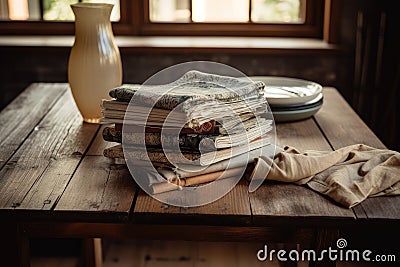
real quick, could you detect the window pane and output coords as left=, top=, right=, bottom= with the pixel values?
left=150, top=0, right=190, bottom=22
left=43, top=0, right=78, bottom=21
left=9, top=0, right=29, bottom=20
left=41, top=0, right=120, bottom=21
left=251, top=0, right=303, bottom=23
left=82, top=0, right=120, bottom=21
left=192, top=0, right=249, bottom=22
left=0, top=0, right=41, bottom=21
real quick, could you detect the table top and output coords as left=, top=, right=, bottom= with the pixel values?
left=0, top=83, right=398, bottom=226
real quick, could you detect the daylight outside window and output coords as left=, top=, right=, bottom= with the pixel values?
left=0, top=0, right=322, bottom=37
left=1, top=0, right=303, bottom=24
left=149, top=0, right=304, bottom=24
left=0, top=0, right=120, bottom=21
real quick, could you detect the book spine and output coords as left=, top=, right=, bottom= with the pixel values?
left=109, top=86, right=190, bottom=110
left=102, top=127, right=122, bottom=143
left=103, top=145, right=201, bottom=163
left=102, top=127, right=217, bottom=151
left=114, top=122, right=220, bottom=134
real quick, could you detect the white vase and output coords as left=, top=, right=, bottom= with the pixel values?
left=68, top=3, right=122, bottom=123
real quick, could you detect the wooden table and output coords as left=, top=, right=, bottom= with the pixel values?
left=0, top=83, right=399, bottom=267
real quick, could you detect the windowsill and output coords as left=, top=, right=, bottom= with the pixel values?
left=0, top=35, right=339, bottom=54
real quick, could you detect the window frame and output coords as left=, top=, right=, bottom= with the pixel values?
left=0, top=0, right=137, bottom=35
left=139, top=0, right=324, bottom=38
left=0, top=0, right=335, bottom=41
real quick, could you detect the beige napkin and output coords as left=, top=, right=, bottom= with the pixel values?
left=250, top=144, right=400, bottom=208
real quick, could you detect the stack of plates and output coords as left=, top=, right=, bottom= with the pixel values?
left=249, top=76, right=323, bottom=122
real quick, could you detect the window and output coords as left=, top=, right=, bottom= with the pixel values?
left=0, top=0, right=331, bottom=39
left=0, top=0, right=132, bottom=34
left=149, top=0, right=304, bottom=24
left=140, top=0, right=324, bottom=37
left=0, top=0, right=120, bottom=21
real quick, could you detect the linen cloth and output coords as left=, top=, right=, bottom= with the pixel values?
left=250, top=144, right=400, bottom=208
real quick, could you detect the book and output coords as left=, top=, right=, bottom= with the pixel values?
left=100, top=71, right=267, bottom=132
left=108, top=70, right=265, bottom=109
left=103, top=136, right=271, bottom=166
left=100, top=98, right=267, bottom=132
left=102, top=119, right=272, bottom=150
left=103, top=144, right=200, bottom=165
left=101, top=70, right=274, bottom=181
left=114, top=123, right=218, bottom=134
left=157, top=144, right=275, bottom=180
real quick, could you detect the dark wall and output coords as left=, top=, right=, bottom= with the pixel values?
left=1, top=0, right=399, bottom=150
left=0, top=47, right=345, bottom=108
left=338, top=0, right=400, bottom=151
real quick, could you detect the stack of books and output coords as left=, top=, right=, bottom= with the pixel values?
left=100, top=71, right=273, bottom=194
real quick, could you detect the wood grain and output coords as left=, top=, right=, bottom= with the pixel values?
left=0, top=90, right=99, bottom=210
left=314, top=88, right=400, bottom=221
left=133, top=179, right=251, bottom=225
left=22, top=222, right=314, bottom=244
left=250, top=181, right=355, bottom=225
left=352, top=196, right=400, bottom=221
left=0, top=83, right=397, bottom=261
left=251, top=117, right=355, bottom=225
left=0, top=83, right=67, bottom=170
left=55, top=156, right=136, bottom=222
left=275, top=118, right=332, bottom=151
left=87, top=124, right=119, bottom=156
left=314, top=88, right=385, bottom=149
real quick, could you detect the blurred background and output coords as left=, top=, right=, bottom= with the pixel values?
left=1, top=1, right=399, bottom=266
left=1, top=0, right=398, bottom=153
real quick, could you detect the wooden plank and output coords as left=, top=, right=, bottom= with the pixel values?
left=87, top=124, right=119, bottom=156
left=82, top=238, right=103, bottom=267
left=314, top=88, right=386, bottom=149
left=250, top=118, right=355, bottom=225
left=23, top=222, right=314, bottom=244
left=133, top=190, right=181, bottom=222
left=133, top=179, right=252, bottom=225
left=250, top=182, right=355, bottom=225
left=0, top=90, right=99, bottom=211
left=314, top=88, right=400, bottom=221
left=0, top=83, right=67, bottom=170
left=352, top=196, right=400, bottom=221
left=54, top=156, right=136, bottom=222
left=180, top=179, right=251, bottom=224
left=275, top=118, right=332, bottom=151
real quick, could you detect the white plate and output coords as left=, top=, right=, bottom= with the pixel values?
left=272, top=102, right=323, bottom=122
left=249, top=76, right=323, bottom=106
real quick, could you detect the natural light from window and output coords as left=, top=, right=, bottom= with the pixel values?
left=149, top=0, right=303, bottom=23
left=0, top=0, right=120, bottom=21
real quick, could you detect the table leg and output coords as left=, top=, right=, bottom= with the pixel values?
left=309, top=228, right=339, bottom=267
left=0, top=222, right=30, bottom=267
left=81, top=238, right=103, bottom=267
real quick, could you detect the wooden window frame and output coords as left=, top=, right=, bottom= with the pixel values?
left=138, top=0, right=324, bottom=38
left=0, top=0, right=137, bottom=35
left=0, top=0, right=338, bottom=42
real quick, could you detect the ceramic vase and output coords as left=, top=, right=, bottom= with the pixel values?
left=68, top=3, right=122, bottom=123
